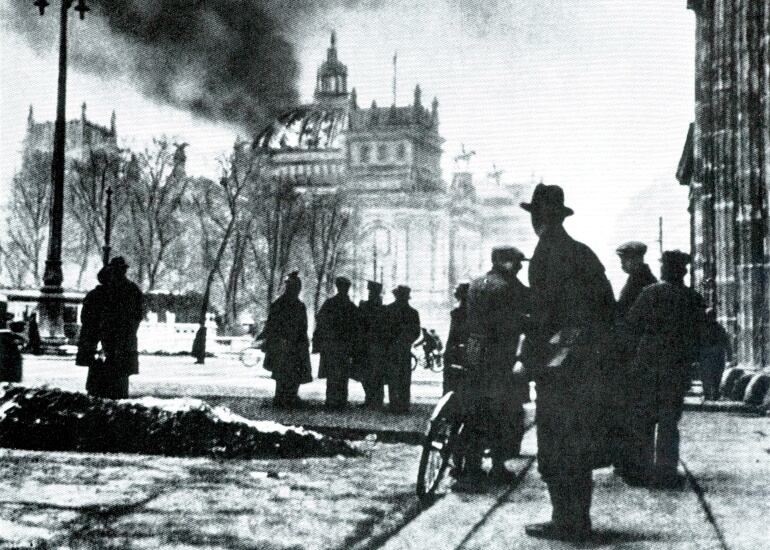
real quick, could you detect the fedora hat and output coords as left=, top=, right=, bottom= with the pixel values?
left=520, top=184, right=574, bottom=217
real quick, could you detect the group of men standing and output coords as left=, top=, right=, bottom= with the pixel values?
left=442, top=183, right=712, bottom=543
left=258, top=272, right=421, bottom=412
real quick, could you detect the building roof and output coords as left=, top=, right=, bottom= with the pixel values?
left=254, top=105, right=349, bottom=151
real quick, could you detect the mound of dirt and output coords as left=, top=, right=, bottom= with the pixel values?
left=0, top=385, right=357, bottom=459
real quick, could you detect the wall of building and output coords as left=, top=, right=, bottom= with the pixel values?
left=688, top=0, right=769, bottom=371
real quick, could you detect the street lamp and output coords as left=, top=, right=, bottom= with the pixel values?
left=34, top=0, right=89, bottom=346
left=102, top=187, right=113, bottom=266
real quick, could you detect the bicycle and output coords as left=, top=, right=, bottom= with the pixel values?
left=416, top=382, right=466, bottom=502
left=411, top=347, right=444, bottom=373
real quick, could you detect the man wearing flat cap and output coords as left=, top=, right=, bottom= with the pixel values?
left=612, top=241, right=657, bottom=481
left=615, top=241, right=657, bottom=318
left=357, top=280, right=388, bottom=409
left=259, top=272, right=312, bottom=408
left=519, top=184, right=616, bottom=542
left=384, top=285, right=421, bottom=412
left=314, top=276, right=360, bottom=410
left=625, top=250, right=706, bottom=488
left=456, top=246, right=531, bottom=489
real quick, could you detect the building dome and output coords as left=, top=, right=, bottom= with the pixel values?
left=254, top=105, right=349, bottom=151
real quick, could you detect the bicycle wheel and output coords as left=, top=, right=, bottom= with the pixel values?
left=240, top=347, right=262, bottom=368
left=411, top=353, right=419, bottom=371
left=430, top=353, right=444, bottom=373
left=416, top=392, right=459, bottom=501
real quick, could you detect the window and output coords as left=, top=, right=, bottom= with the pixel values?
left=396, top=142, right=406, bottom=160
left=377, top=144, right=388, bottom=162
left=360, top=144, right=371, bottom=163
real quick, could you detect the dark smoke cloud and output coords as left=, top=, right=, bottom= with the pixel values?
left=7, top=0, right=312, bottom=134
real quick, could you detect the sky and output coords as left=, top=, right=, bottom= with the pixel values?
left=0, top=0, right=696, bottom=290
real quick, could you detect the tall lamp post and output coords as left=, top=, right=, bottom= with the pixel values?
left=102, top=187, right=113, bottom=266
left=34, top=0, right=89, bottom=345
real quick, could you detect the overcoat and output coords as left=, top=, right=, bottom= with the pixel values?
left=524, top=225, right=616, bottom=481
left=465, top=270, right=530, bottom=404
left=616, top=263, right=657, bottom=319
left=101, top=276, right=143, bottom=376
left=625, top=281, right=705, bottom=417
left=443, top=304, right=468, bottom=369
left=77, top=275, right=143, bottom=377
left=314, top=294, right=359, bottom=379
left=356, top=299, right=388, bottom=382
left=259, top=294, right=312, bottom=385
left=383, top=301, right=420, bottom=384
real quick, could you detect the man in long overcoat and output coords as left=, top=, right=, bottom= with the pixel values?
left=520, top=184, right=615, bottom=542
left=77, top=257, right=144, bottom=399
left=625, top=250, right=705, bottom=487
left=443, top=282, right=470, bottom=395
left=384, top=285, right=421, bottom=413
left=357, top=280, right=388, bottom=408
left=612, top=241, right=657, bottom=481
left=259, top=271, right=312, bottom=408
left=314, top=276, right=359, bottom=410
left=459, top=246, right=531, bottom=488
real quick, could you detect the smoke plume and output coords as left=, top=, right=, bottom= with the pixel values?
left=7, top=0, right=311, bottom=134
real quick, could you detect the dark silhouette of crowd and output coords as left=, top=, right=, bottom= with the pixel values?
left=260, top=272, right=421, bottom=413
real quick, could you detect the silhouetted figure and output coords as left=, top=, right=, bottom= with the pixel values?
left=259, top=272, right=312, bottom=409
left=384, top=285, right=420, bottom=413
left=612, top=241, right=657, bottom=481
left=443, top=282, right=470, bottom=395
left=520, top=184, right=616, bottom=543
left=626, top=250, right=706, bottom=488
left=356, top=280, right=388, bottom=409
left=314, top=277, right=359, bottom=410
left=77, top=257, right=143, bottom=399
left=698, top=308, right=731, bottom=401
left=457, top=246, right=531, bottom=490
left=25, top=312, right=41, bottom=355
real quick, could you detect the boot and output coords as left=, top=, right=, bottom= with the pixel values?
left=525, top=480, right=591, bottom=543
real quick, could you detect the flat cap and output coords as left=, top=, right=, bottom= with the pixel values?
left=616, top=241, right=648, bottom=257
left=491, top=245, right=528, bottom=263
left=367, top=280, right=383, bottom=292
left=392, top=285, right=411, bottom=297
left=334, top=276, right=351, bottom=288
left=661, top=250, right=691, bottom=267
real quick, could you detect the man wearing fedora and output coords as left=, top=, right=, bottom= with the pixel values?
left=356, top=280, right=388, bottom=409
left=520, top=184, right=616, bottom=542
left=314, top=276, right=360, bottom=410
left=77, top=257, right=144, bottom=399
left=624, top=250, right=706, bottom=488
left=259, top=272, right=313, bottom=408
left=457, top=246, right=531, bottom=489
left=384, top=285, right=421, bottom=413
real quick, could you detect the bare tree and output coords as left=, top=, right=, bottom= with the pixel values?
left=119, top=138, right=188, bottom=291
left=0, top=150, right=52, bottom=287
left=191, top=141, right=260, bottom=363
left=304, top=192, right=354, bottom=314
left=67, top=144, right=124, bottom=287
left=247, top=177, right=306, bottom=315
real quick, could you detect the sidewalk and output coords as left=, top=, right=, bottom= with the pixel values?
left=382, top=408, right=769, bottom=549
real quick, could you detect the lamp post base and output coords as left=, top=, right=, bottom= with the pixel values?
left=37, top=286, right=68, bottom=354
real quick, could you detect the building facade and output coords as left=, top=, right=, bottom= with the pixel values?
left=678, top=0, right=769, bottom=371
left=255, top=34, right=528, bottom=329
